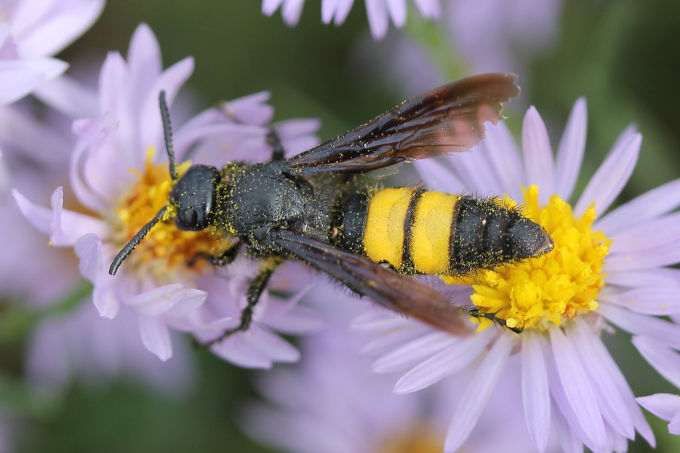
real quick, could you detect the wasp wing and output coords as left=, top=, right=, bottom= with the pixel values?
left=285, top=73, right=519, bottom=175
left=273, top=230, right=471, bottom=335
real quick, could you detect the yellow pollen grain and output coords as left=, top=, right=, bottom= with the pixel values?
left=442, top=185, right=611, bottom=332
left=110, top=146, right=233, bottom=278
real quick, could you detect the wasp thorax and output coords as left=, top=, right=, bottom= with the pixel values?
left=169, top=165, right=220, bottom=231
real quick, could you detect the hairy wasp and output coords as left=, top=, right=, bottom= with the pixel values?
left=109, top=73, right=553, bottom=342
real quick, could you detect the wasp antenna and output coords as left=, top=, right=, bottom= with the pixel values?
left=159, top=91, right=178, bottom=181
left=109, top=206, right=168, bottom=275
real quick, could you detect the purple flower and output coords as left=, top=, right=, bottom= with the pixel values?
left=0, top=0, right=104, bottom=105
left=354, top=99, right=680, bottom=452
left=637, top=393, right=680, bottom=435
left=262, top=0, right=440, bottom=39
left=12, top=24, right=323, bottom=367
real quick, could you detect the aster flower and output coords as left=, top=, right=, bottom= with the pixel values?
left=353, top=98, right=680, bottom=452
left=0, top=0, right=104, bottom=105
left=262, top=0, right=440, bottom=39
left=12, top=23, right=323, bottom=367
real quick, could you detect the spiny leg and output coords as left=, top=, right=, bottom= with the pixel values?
left=267, top=127, right=285, bottom=161
left=187, top=242, right=241, bottom=268
left=202, top=258, right=282, bottom=347
left=467, top=308, right=523, bottom=334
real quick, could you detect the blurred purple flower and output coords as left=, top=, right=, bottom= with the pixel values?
left=262, top=0, right=440, bottom=39
left=354, top=99, right=680, bottom=452
left=11, top=23, right=323, bottom=367
left=637, top=393, right=680, bottom=436
left=0, top=0, right=104, bottom=105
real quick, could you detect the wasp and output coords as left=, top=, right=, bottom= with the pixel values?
left=109, top=73, right=553, bottom=341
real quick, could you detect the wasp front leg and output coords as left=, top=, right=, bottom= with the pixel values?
left=187, top=243, right=241, bottom=268
left=202, top=257, right=282, bottom=347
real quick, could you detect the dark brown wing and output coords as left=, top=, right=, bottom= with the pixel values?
left=273, top=230, right=471, bottom=335
left=285, top=73, right=519, bottom=175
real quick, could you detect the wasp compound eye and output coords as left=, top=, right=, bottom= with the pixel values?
left=170, top=165, right=220, bottom=231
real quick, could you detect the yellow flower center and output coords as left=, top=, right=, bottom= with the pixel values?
left=442, top=185, right=611, bottom=332
left=110, top=146, right=232, bottom=280
left=376, top=423, right=443, bottom=453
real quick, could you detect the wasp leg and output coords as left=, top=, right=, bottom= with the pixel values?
left=267, top=127, right=286, bottom=161
left=187, top=243, right=241, bottom=268
left=202, top=259, right=282, bottom=347
left=467, top=308, right=523, bottom=334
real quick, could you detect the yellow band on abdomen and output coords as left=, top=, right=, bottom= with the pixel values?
left=410, top=192, right=459, bottom=274
left=363, top=188, right=414, bottom=269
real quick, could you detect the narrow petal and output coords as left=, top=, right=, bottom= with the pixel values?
left=125, top=284, right=206, bottom=317
left=521, top=331, right=551, bottom=452
left=92, top=280, right=119, bottom=319
left=600, top=303, right=680, bottom=350
left=211, top=333, right=273, bottom=368
left=361, top=327, right=424, bottom=356
left=413, top=159, right=466, bottom=193
left=248, top=326, right=300, bottom=363
left=139, top=316, right=172, bottom=361
left=372, top=331, right=456, bottom=373
left=574, top=132, right=641, bottom=218
left=394, top=329, right=493, bottom=394
left=444, top=334, right=512, bottom=452
left=365, top=0, right=389, bottom=39
left=282, top=0, right=305, bottom=25
left=450, top=145, right=504, bottom=195
left=554, top=409, right=584, bottom=453
left=413, top=0, right=441, bottom=18
left=605, top=240, right=680, bottom=272
left=0, top=57, right=67, bottom=104
left=483, top=121, right=525, bottom=200
left=74, top=233, right=102, bottom=284
left=128, top=23, right=162, bottom=96
left=669, top=413, right=680, bottom=435
left=32, top=74, right=98, bottom=118
left=385, top=0, right=407, bottom=27
left=605, top=268, right=680, bottom=289
left=632, top=336, right=680, bottom=388
left=549, top=326, right=607, bottom=451
left=522, top=107, right=554, bottom=204
left=609, top=212, right=680, bottom=254
left=554, top=98, right=587, bottom=201
left=595, top=178, right=680, bottom=235
left=600, top=286, right=680, bottom=315
left=636, top=394, right=680, bottom=422
left=264, top=305, right=325, bottom=334
left=262, top=0, right=285, bottom=16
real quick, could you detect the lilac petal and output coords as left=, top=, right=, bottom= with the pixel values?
left=394, top=328, right=493, bottom=394
left=554, top=98, right=587, bottom=201
left=33, top=74, right=98, bottom=118
left=211, top=333, right=273, bottom=368
left=450, top=144, right=504, bottom=195
left=365, top=0, right=389, bottom=39
left=600, top=303, right=680, bottom=350
left=549, top=326, right=607, bottom=451
left=262, top=0, right=284, bottom=16
left=636, top=394, right=680, bottom=422
left=600, top=286, right=680, bottom=315
left=568, top=322, right=634, bottom=438
left=609, top=212, right=680, bottom=254
left=521, top=331, right=551, bottom=452
left=444, top=334, right=512, bottom=452
left=361, top=327, right=424, bottom=356
left=0, top=57, right=67, bottom=105
left=282, top=0, right=305, bottom=25
left=522, top=107, right=554, bottom=204
left=222, top=91, right=273, bottom=125
left=413, top=159, right=465, bottom=193
left=574, top=132, right=641, bottom=218
left=248, top=326, right=300, bottom=363
left=372, top=331, right=456, bottom=373
left=125, top=284, right=206, bottom=317
left=19, top=0, right=105, bottom=58
left=92, top=280, right=119, bottom=319
left=553, top=409, right=584, bottom=453
left=128, top=24, right=162, bottom=93
left=595, top=178, right=680, bottom=235
left=483, top=121, right=524, bottom=200
left=605, top=240, right=680, bottom=272
left=74, top=233, right=102, bottom=284
left=264, top=305, right=325, bottom=334
left=351, top=310, right=411, bottom=331
left=385, top=0, right=407, bottom=27
left=138, top=316, right=172, bottom=361
left=605, top=268, right=680, bottom=289
left=322, top=0, right=355, bottom=25
left=669, top=413, right=680, bottom=435
left=413, top=0, right=440, bottom=18
left=632, top=336, right=680, bottom=388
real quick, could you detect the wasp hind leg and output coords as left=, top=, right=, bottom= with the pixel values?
left=467, top=309, right=523, bottom=334
left=202, top=258, right=282, bottom=347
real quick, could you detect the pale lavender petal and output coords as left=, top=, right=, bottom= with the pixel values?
left=595, top=178, right=680, bottom=235
left=444, top=334, right=512, bottom=452
left=522, top=107, right=554, bottom=204
left=605, top=240, right=680, bottom=272
left=549, top=326, right=606, bottom=451
left=600, top=286, right=680, bottom=315
left=413, top=159, right=465, bottom=193
left=451, top=144, right=504, bottom=195
left=568, top=322, right=634, bottom=438
left=264, top=305, right=325, bottom=334
left=669, top=413, right=680, bottom=435
left=636, top=394, right=680, bottom=422
left=605, top=268, right=680, bottom=289
left=222, top=91, right=273, bottom=125
left=33, top=74, right=98, bottom=118
left=521, top=331, right=551, bottom=452
left=385, top=0, right=407, bottom=27
left=128, top=23, right=162, bottom=109
left=351, top=310, right=412, bottom=331
left=600, top=303, right=680, bottom=350
left=211, top=334, right=273, bottom=368
left=92, top=280, right=119, bottom=319
left=632, top=336, right=680, bottom=388
left=282, top=0, right=305, bottom=25
left=553, top=409, right=584, bottom=453
left=609, top=212, right=680, bottom=253
left=262, top=0, right=284, bottom=16
left=394, top=328, right=493, bottom=394
left=18, top=0, right=105, bottom=58
left=0, top=57, right=67, bottom=104
left=413, top=0, right=440, bottom=18
left=74, top=233, right=102, bottom=284
left=372, top=331, right=455, bottom=373
left=365, top=0, right=389, bottom=39
left=138, top=316, right=172, bottom=361
left=249, top=326, right=300, bottom=363
left=360, top=327, right=424, bottom=356
left=574, top=132, right=641, bottom=218
left=483, top=121, right=524, bottom=200
left=323, top=0, right=354, bottom=25
left=124, top=284, right=206, bottom=317
left=554, top=98, right=587, bottom=201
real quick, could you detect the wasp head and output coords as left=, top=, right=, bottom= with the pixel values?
left=169, top=165, right=220, bottom=231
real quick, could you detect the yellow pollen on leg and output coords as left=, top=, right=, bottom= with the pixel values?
left=110, top=146, right=233, bottom=278
left=442, top=185, right=611, bottom=332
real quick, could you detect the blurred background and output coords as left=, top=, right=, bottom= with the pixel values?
left=2, top=0, right=680, bottom=451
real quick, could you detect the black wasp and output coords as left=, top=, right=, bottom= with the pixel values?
left=109, top=73, right=553, bottom=343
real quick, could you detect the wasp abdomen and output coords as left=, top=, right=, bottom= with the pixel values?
left=342, top=188, right=552, bottom=276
